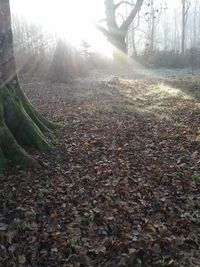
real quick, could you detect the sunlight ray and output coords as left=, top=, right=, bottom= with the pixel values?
left=10, top=0, right=113, bottom=57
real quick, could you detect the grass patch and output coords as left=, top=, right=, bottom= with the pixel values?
left=194, top=135, right=200, bottom=142
left=167, top=76, right=200, bottom=99
left=91, top=127, right=105, bottom=133
left=135, top=83, right=193, bottom=102
left=14, top=219, right=25, bottom=230
left=110, top=103, right=146, bottom=117
left=191, top=175, right=200, bottom=182
left=68, top=237, right=78, bottom=247
left=4, top=191, right=13, bottom=201
left=157, top=114, right=173, bottom=123
left=36, top=188, right=49, bottom=200
left=76, top=213, right=95, bottom=225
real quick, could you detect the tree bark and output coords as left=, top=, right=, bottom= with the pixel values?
left=181, top=0, right=190, bottom=54
left=149, top=0, right=155, bottom=51
left=131, top=26, right=138, bottom=57
left=193, top=0, right=197, bottom=48
left=0, top=0, right=55, bottom=171
left=181, top=0, right=186, bottom=54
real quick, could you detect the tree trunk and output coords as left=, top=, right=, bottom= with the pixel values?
left=181, top=0, right=186, bottom=54
left=174, top=9, right=178, bottom=52
left=193, top=0, right=197, bottom=48
left=181, top=0, right=190, bottom=54
left=150, top=0, right=155, bottom=51
left=132, top=26, right=138, bottom=57
left=108, top=32, right=127, bottom=53
left=0, top=0, right=55, bottom=171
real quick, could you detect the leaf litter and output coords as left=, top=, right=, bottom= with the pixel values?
left=0, top=70, right=200, bottom=266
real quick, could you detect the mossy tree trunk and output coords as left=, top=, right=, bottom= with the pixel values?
left=0, top=0, right=55, bottom=171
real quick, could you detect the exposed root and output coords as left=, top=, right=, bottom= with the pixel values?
left=0, top=79, right=56, bottom=172
left=4, top=91, right=50, bottom=150
left=15, top=82, right=58, bottom=130
left=0, top=121, right=38, bottom=171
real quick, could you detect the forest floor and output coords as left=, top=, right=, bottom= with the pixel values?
left=0, top=68, right=200, bottom=267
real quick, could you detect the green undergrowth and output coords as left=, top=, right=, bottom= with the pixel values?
left=191, top=175, right=200, bottom=182
left=79, top=79, right=199, bottom=127
left=108, top=102, right=146, bottom=117
left=167, top=75, right=200, bottom=99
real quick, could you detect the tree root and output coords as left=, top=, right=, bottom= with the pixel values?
left=0, top=79, right=56, bottom=172
left=15, top=82, right=58, bottom=130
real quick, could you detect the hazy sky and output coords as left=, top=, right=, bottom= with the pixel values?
left=10, top=0, right=182, bottom=31
left=10, top=0, right=105, bottom=36
left=10, top=0, right=104, bottom=23
left=10, top=0, right=183, bottom=55
left=10, top=0, right=112, bottom=56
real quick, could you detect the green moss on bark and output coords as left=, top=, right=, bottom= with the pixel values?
left=15, top=83, right=57, bottom=130
left=4, top=91, right=50, bottom=151
left=0, top=148, right=6, bottom=172
left=0, top=79, right=56, bottom=172
left=0, top=121, right=38, bottom=170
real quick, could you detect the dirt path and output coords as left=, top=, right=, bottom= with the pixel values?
left=0, top=71, right=200, bottom=266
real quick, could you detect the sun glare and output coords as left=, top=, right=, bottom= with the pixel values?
left=10, top=0, right=113, bottom=57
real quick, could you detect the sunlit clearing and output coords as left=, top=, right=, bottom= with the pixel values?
left=148, top=84, right=193, bottom=100
left=118, top=82, right=193, bottom=105
left=10, top=0, right=113, bottom=58
left=136, top=84, right=193, bottom=102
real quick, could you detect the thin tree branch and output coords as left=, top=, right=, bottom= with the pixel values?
left=185, top=1, right=191, bottom=17
left=135, top=28, right=151, bottom=39
left=120, top=0, right=144, bottom=32
left=98, top=18, right=106, bottom=24
left=115, top=1, right=135, bottom=10
left=94, top=23, right=110, bottom=39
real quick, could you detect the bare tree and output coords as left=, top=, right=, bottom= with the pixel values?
left=144, top=0, right=167, bottom=50
left=148, top=0, right=156, bottom=50
left=192, top=0, right=198, bottom=48
left=97, top=0, right=144, bottom=54
left=181, top=0, right=191, bottom=54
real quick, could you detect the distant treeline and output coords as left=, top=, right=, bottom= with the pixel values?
left=136, top=48, right=200, bottom=69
